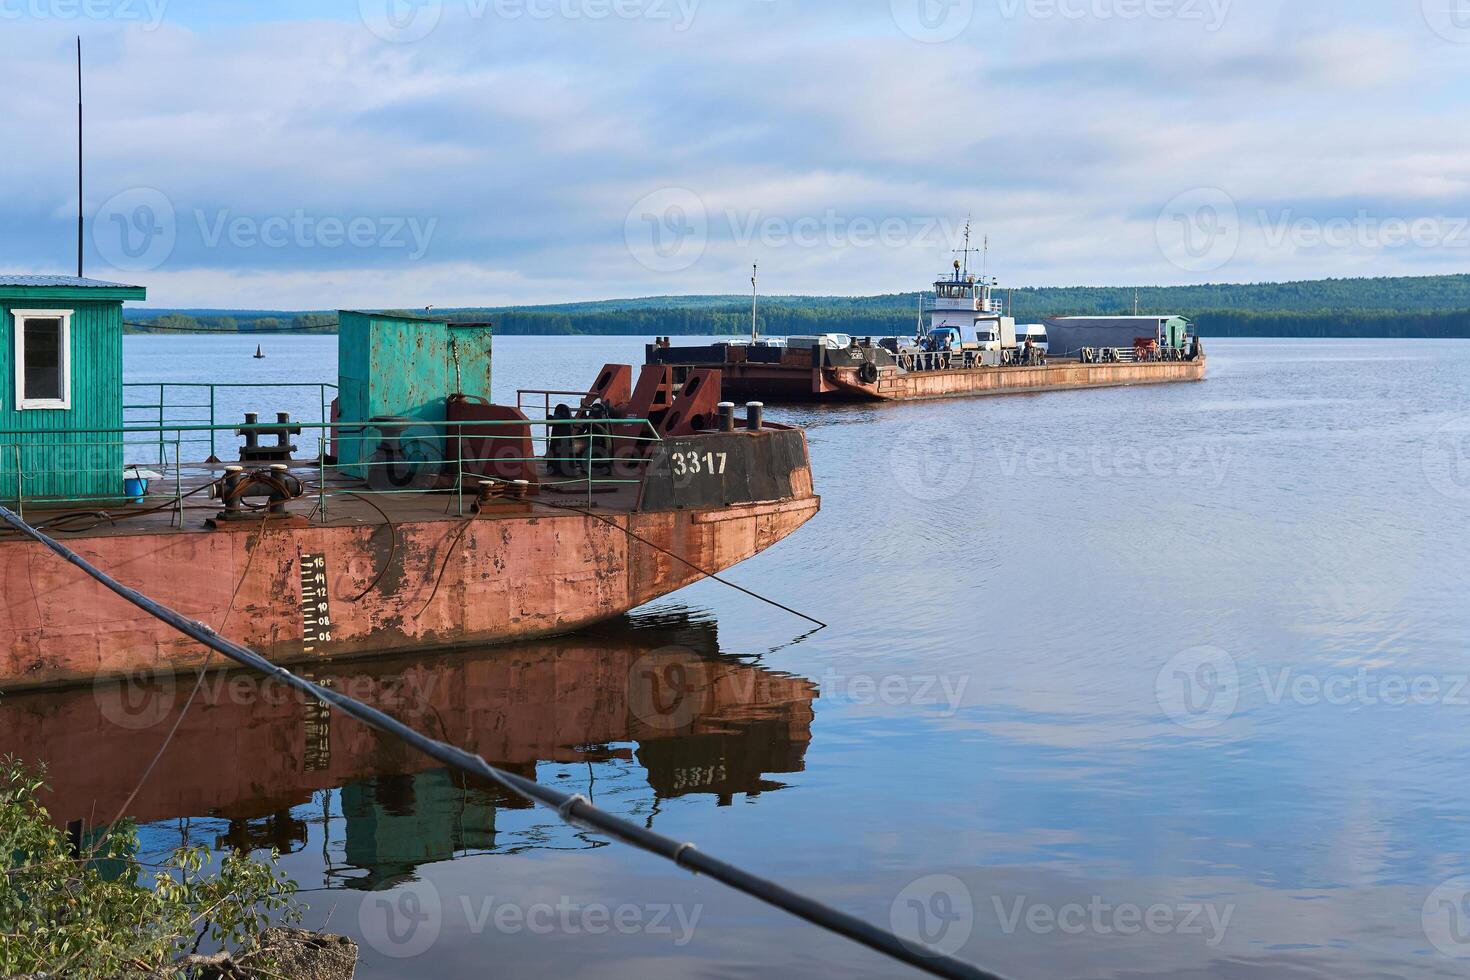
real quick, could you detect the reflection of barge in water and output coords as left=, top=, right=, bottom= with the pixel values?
left=0, top=615, right=816, bottom=884
left=648, top=262, right=1206, bottom=403
left=0, top=276, right=818, bottom=690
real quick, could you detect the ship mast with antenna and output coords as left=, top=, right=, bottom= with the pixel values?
left=750, top=262, right=759, bottom=343
left=76, top=36, right=84, bottom=279
left=952, top=216, right=982, bottom=280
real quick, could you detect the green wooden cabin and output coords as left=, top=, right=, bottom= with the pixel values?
left=0, top=276, right=147, bottom=504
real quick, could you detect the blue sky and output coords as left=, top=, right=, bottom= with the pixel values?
left=2, top=0, right=1469, bottom=308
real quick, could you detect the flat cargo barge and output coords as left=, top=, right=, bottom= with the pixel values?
left=820, top=348, right=1206, bottom=401
left=648, top=262, right=1206, bottom=403
left=0, top=278, right=819, bottom=691
left=650, top=337, right=1205, bottom=402
left=0, top=452, right=817, bottom=691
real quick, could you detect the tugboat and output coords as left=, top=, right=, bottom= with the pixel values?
left=0, top=276, right=819, bottom=690
left=648, top=233, right=1206, bottom=403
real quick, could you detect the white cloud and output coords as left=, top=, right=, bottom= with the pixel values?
left=1, top=1, right=1467, bottom=307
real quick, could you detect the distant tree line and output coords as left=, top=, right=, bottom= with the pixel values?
left=125, top=274, right=1470, bottom=338
left=466, top=308, right=914, bottom=337
left=466, top=306, right=1470, bottom=340
left=1189, top=309, right=1470, bottom=338
left=125, top=312, right=338, bottom=334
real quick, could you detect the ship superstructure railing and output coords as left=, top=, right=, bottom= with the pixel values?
left=921, top=295, right=1004, bottom=312
left=0, top=415, right=666, bottom=520
left=923, top=285, right=1004, bottom=315
left=921, top=301, right=1006, bottom=320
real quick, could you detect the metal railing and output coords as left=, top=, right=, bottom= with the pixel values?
left=516, top=388, right=596, bottom=453
left=123, top=382, right=339, bottom=461
left=1, top=435, right=187, bottom=524
left=0, top=415, right=664, bottom=519
left=515, top=387, right=672, bottom=465
left=890, top=348, right=1047, bottom=372
left=1076, top=346, right=1190, bottom=364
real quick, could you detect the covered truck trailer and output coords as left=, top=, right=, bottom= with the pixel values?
left=1041, top=315, right=1192, bottom=357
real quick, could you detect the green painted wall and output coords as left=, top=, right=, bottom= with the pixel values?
left=0, top=294, right=131, bottom=503
left=338, top=312, right=455, bottom=427
left=336, top=311, right=493, bottom=474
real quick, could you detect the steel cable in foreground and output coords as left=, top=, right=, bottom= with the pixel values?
left=0, top=504, right=1011, bottom=980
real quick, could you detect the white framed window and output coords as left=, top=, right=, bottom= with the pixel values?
left=12, top=309, right=73, bottom=411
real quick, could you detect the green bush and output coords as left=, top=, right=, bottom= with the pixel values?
left=0, top=757, right=300, bottom=978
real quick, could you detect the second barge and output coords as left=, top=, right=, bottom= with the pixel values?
left=648, top=263, right=1206, bottom=403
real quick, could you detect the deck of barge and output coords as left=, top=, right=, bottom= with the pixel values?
left=3, top=460, right=646, bottom=539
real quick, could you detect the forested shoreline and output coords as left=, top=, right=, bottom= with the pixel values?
left=124, top=274, right=1470, bottom=338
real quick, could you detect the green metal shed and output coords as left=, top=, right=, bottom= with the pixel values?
left=0, top=276, right=147, bottom=504
left=335, top=310, right=494, bottom=477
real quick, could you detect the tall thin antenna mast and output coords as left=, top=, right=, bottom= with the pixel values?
left=76, top=35, right=84, bottom=279
left=981, top=234, right=989, bottom=281
left=952, top=216, right=981, bottom=279
left=751, top=262, right=759, bottom=343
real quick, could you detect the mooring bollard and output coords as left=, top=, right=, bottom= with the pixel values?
left=746, top=402, right=764, bottom=431
left=240, top=414, right=260, bottom=455
left=222, top=465, right=244, bottom=515
left=718, top=402, right=736, bottom=432
left=269, top=464, right=291, bottom=515
left=473, top=479, right=497, bottom=512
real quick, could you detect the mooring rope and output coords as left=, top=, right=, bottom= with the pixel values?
left=528, top=496, right=828, bottom=630
left=108, top=510, right=271, bottom=827
left=0, top=503, right=1003, bottom=980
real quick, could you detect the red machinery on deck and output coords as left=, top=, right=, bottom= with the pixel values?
left=451, top=364, right=726, bottom=486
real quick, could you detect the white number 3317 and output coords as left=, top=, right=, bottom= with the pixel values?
left=672, top=451, right=728, bottom=476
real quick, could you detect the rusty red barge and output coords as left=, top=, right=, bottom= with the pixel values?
left=0, top=281, right=818, bottom=691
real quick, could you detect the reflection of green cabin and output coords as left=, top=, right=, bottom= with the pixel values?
left=340, top=770, right=500, bottom=890
left=0, top=276, right=146, bottom=504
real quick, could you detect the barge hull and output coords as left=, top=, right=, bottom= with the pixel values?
left=648, top=344, right=1206, bottom=403
left=827, top=357, right=1206, bottom=401
left=0, top=495, right=818, bottom=691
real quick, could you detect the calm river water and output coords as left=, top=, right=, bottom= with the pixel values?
left=7, top=335, right=1470, bottom=979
